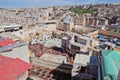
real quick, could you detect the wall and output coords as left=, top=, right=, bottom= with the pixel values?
left=16, top=71, right=28, bottom=80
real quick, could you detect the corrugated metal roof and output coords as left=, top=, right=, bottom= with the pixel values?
left=0, top=42, right=27, bottom=53
left=0, top=38, right=16, bottom=47
left=0, top=55, right=31, bottom=80
left=101, top=50, right=120, bottom=80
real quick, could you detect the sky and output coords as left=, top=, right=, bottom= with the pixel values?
left=0, top=0, right=120, bottom=8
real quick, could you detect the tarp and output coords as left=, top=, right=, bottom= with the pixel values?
left=101, top=50, right=120, bottom=80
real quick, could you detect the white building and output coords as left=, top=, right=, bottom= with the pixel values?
left=0, top=24, right=23, bottom=32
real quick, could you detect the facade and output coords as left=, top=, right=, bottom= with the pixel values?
left=72, top=52, right=99, bottom=80
left=69, top=32, right=92, bottom=55
left=104, top=42, right=116, bottom=50
left=57, top=22, right=70, bottom=31
left=61, top=32, right=94, bottom=55
left=74, top=16, right=108, bottom=27
left=62, top=36, right=70, bottom=48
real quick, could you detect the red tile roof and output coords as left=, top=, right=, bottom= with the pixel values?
left=0, top=55, right=31, bottom=80
left=0, top=38, right=16, bottom=47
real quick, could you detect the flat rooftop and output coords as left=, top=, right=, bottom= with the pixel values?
left=74, top=54, right=90, bottom=66
left=70, top=32, right=91, bottom=40
left=40, top=53, right=66, bottom=63
left=70, top=40, right=85, bottom=47
left=29, top=65, right=71, bottom=80
left=0, top=24, right=22, bottom=28
left=0, top=42, right=27, bottom=53
left=0, top=32, right=20, bottom=41
left=104, top=42, right=115, bottom=47
left=40, top=38, right=61, bottom=47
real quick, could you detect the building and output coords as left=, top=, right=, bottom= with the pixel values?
left=101, top=50, right=120, bottom=80
left=57, top=22, right=71, bottom=31
left=0, top=24, right=23, bottom=32
left=0, top=55, right=31, bottom=80
left=40, top=53, right=66, bottom=63
left=11, top=23, right=57, bottom=41
left=72, top=52, right=99, bottom=80
left=0, top=38, right=29, bottom=63
left=0, top=32, right=20, bottom=41
left=40, top=38, right=62, bottom=48
left=104, top=42, right=115, bottom=50
left=67, top=32, right=92, bottom=55
left=59, top=32, right=98, bottom=55
left=74, top=17, right=84, bottom=26
left=61, top=36, right=71, bottom=48
left=74, top=14, right=108, bottom=27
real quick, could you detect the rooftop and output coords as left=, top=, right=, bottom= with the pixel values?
left=70, top=40, right=85, bottom=47
left=0, top=24, right=22, bottom=28
left=40, top=38, right=61, bottom=48
left=0, top=32, right=20, bottom=41
left=0, top=41, right=27, bottom=53
left=104, top=42, right=115, bottom=47
left=114, top=48, right=120, bottom=52
left=74, top=54, right=90, bottom=66
left=28, top=43, right=74, bottom=64
left=0, top=55, right=31, bottom=80
left=40, top=53, right=66, bottom=63
left=70, top=32, right=91, bottom=40
left=0, top=38, right=16, bottom=47
left=101, top=50, right=120, bottom=80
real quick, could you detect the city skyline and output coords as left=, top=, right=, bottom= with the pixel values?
left=0, top=1, right=120, bottom=80
left=0, top=0, right=120, bottom=8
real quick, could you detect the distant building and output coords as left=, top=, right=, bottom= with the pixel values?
left=101, top=50, right=120, bottom=80
left=40, top=53, right=66, bottom=64
left=0, top=24, right=23, bottom=32
left=57, top=22, right=70, bottom=31
left=109, top=16, right=117, bottom=25
left=74, top=17, right=84, bottom=26
left=0, top=55, right=31, bottom=80
left=74, top=14, right=108, bottom=27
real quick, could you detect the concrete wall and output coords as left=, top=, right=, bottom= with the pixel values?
left=16, top=71, right=28, bottom=80
left=62, top=39, right=69, bottom=48
left=31, top=57, right=72, bottom=73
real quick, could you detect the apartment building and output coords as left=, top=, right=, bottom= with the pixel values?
left=61, top=32, right=93, bottom=56
left=74, top=16, right=108, bottom=27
